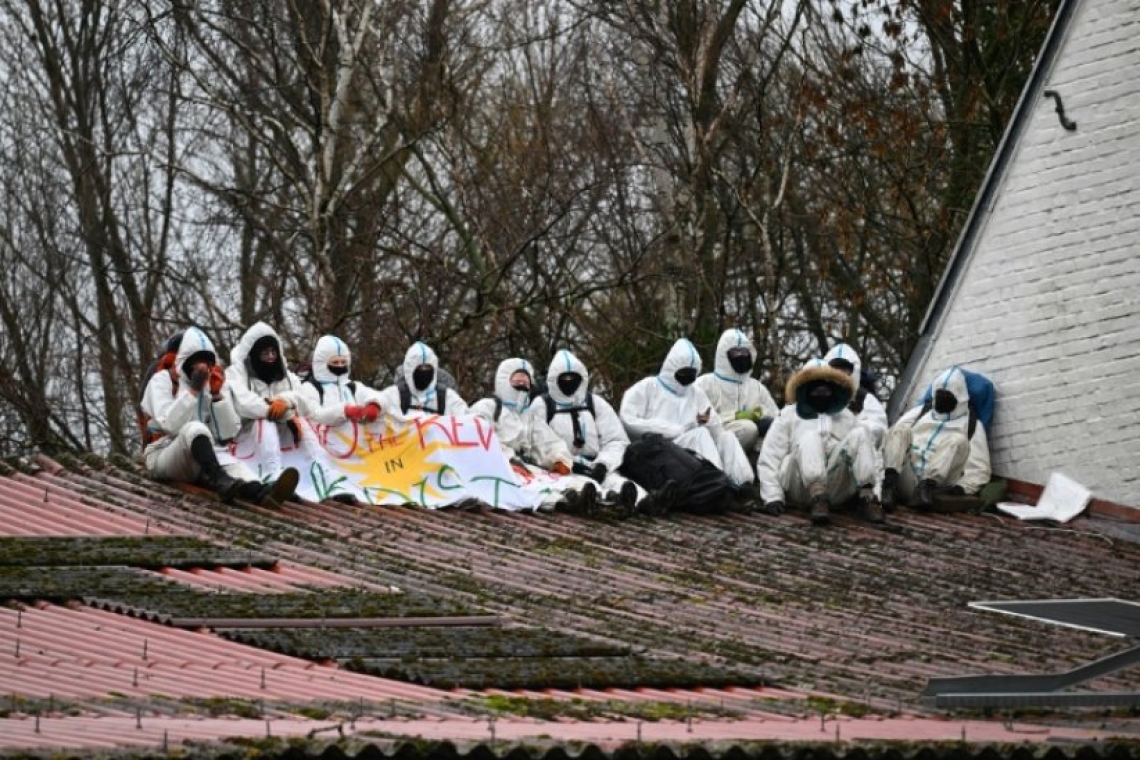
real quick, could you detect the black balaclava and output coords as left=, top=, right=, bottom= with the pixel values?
left=328, top=364, right=349, bottom=376
left=805, top=381, right=836, bottom=413
left=250, top=335, right=286, bottom=384
left=557, top=372, right=582, bottom=397
left=412, top=364, right=435, bottom=391
left=828, top=357, right=855, bottom=376
left=727, top=347, right=753, bottom=375
left=673, top=367, right=697, bottom=387
left=181, top=350, right=215, bottom=380
left=933, top=388, right=958, bottom=415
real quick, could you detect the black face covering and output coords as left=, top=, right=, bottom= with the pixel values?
left=806, top=384, right=835, bottom=413
left=674, top=367, right=697, bottom=387
left=511, top=382, right=530, bottom=393
left=328, top=365, right=349, bottom=377
left=249, top=336, right=285, bottom=384
left=727, top=348, right=753, bottom=375
left=557, top=372, right=582, bottom=397
left=412, top=365, right=435, bottom=391
left=933, top=389, right=958, bottom=415
left=828, top=357, right=855, bottom=376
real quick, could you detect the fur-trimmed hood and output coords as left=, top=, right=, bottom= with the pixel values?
left=785, top=358, right=855, bottom=417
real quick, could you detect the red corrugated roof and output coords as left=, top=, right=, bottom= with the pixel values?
left=0, top=455, right=1137, bottom=754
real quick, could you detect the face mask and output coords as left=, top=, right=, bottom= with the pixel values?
left=933, top=389, right=957, bottom=415
left=674, top=367, right=697, bottom=387
left=412, top=365, right=435, bottom=391
left=807, top=386, right=835, bottom=413
left=511, top=382, right=530, bottom=394
left=557, top=373, right=582, bottom=397
left=727, top=349, right=753, bottom=375
left=828, top=358, right=855, bottom=376
left=328, top=365, right=349, bottom=376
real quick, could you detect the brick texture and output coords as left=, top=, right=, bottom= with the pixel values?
left=906, top=0, right=1140, bottom=509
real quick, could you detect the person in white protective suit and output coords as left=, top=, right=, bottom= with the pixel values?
left=470, top=358, right=601, bottom=514
left=225, top=321, right=309, bottom=484
left=620, top=338, right=760, bottom=506
left=535, top=349, right=673, bottom=515
left=880, top=366, right=991, bottom=510
left=694, top=328, right=780, bottom=459
left=141, top=327, right=298, bottom=505
left=376, top=341, right=470, bottom=421
left=821, top=343, right=888, bottom=449
left=298, top=335, right=384, bottom=429
left=756, top=358, right=884, bottom=525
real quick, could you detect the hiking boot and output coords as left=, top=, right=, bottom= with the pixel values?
left=200, top=467, right=241, bottom=504
left=857, top=490, right=886, bottom=524
left=808, top=490, right=831, bottom=526
left=255, top=467, right=300, bottom=508
left=555, top=489, right=581, bottom=514
left=759, top=500, right=785, bottom=517
left=728, top=482, right=760, bottom=514
left=913, top=479, right=936, bottom=510
left=619, top=481, right=639, bottom=516
left=880, top=469, right=899, bottom=513
left=578, top=482, right=599, bottom=516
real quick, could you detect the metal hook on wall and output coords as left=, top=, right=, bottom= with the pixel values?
left=1043, top=90, right=1077, bottom=131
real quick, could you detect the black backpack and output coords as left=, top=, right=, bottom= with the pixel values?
left=299, top=372, right=356, bottom=405
left=619, top=433, right=735, bottom=515
left=541, top=393, right=596, bottom=449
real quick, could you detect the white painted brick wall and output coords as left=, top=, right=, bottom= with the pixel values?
left=906, top=0, right=1140, bottom=509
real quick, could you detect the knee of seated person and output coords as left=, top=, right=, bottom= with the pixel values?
left=177, top=421, right=212, bottom=445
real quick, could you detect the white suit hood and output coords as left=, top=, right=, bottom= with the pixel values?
left=823, top=343, right=862, bottom=380
left=231, top=321, right=289, bottom=374
left=926, top=366, right=971, bottom=423
left=545, top=349, right=590, bottom=407
left=402, top=341, right=441, bottom=408
left=656, top=338, right=702, bottom=396
left=713, top=329, right=754, bottom=380
left=312, top=334, right=351, bottom=385
left=174, top=327, right=218, bottom=385
left=494, top=357, right=534, bottom=412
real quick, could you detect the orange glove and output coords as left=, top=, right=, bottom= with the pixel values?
left=361, top=403, right=381, bottom=423
left=208, top=365, right=226, bottom=395
left=344, top=404, right=366, bottom=422
left=266, top=398, right=290, bottom=421
left=552, top=461, right=571, bottom=476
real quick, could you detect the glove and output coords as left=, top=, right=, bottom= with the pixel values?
left=761, top=500, right=785, bottom=516
left=189, top=366, right=209, bottom=392
left=266, top=398, right=291, bottom=421
left=344, top=404, right=367, bottom=422
left=734, top=410, right=752, bottom=421
left=208, top=365, right=226, bottom=395
left=589, top=463, right=608, bottom=483
left=361, top=403, right=381, bottom=423
left=552, top=461, right=570, bottom=476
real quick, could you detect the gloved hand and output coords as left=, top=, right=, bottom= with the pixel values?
left=361, top=403, right=381, bottom=423
left=267, top=398, right=291, bottom=421
left=761, top=500, right=785, bottom=516
left=734, top=410, right=752, bottom=421
left=590, top=463, right=608, bottom=483
left=208, top=365, right=226, bottom=395
left=344, top=404, right=367, bottom=422
left=552, top=461, right=571, bottom=476
left=572, top=461, right=592, bottom=477
left=189, top=366, right=209, bottom=392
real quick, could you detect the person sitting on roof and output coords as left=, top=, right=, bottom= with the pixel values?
left=298, top=335, right=384, bottom=431
left=620, top=338, right=760, bottom=509
left=822, top=343, right=888, bottom=448
left=881, top=366, right=991, bottom=510
left=376, top=341, right=469, bottom=421
left=141, top=327, right=298, bottom=505
left=470, top=357, right=601, bottom=514
left=535, top=349, right=670, bottom=514
left=225, top=321, right=309, bottom=484
left=694, top=328, right=780, bottom=460
left=756, top=358, right=883, bottom=525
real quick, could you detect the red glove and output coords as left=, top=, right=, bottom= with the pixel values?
left=344, top=404, right=366, bottom=422
left=552, top=461, right=571, bottom=476
left=361, top=403, right=381, bottom=423
left=266, top=398, right=290, bottom=421
left=208, top=365, right=226, bottom=395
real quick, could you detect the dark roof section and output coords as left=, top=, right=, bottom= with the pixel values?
left=889, top=0, right=1082, bottom=420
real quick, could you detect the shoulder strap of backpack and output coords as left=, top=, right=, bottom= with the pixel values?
left=585, top=392, right=595, bottom=417
left=494, top=397, right=502, bottom=423
left=542, top=393, right=556, bottom=423
left=303, top=375, right=324, bottom=404
left=967, top=401, right=978, bottom=440
left=399, top=383, right=411, bottom=413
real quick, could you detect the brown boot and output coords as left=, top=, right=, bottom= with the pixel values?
left=913, top=479, right=936, bottom=510
left=807, top=482, right=830, bottom=526
left=857, top=485, right=885, bottom=524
